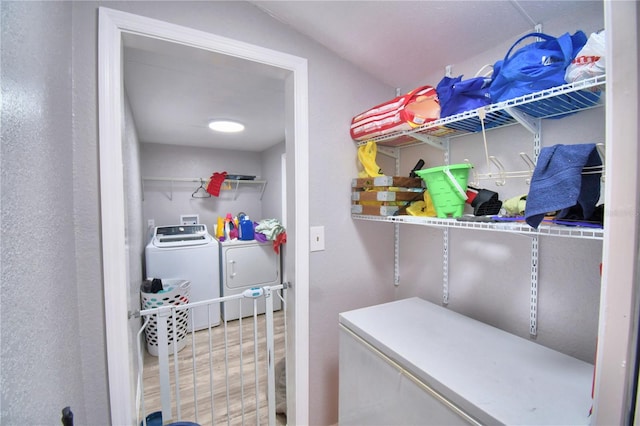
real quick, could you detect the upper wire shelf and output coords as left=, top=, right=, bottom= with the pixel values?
left=355, top=75, right=606, bottom=148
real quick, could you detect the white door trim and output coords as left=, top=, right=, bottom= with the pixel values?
left=594, top=1, right=639, bottom=423
left=98, top=8, right=309, bottom=425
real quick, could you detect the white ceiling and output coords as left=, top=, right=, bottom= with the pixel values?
left=123, top=0, right=602, bottom=151
left=123, top=33, right=288, bottom=152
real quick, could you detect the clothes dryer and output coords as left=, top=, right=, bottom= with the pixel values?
left=145, top=224, right=220, bottom=330
left=218, top=239, right=282, bottom=321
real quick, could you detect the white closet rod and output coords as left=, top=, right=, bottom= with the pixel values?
left=143, top=176, right=267, bottom=184
left=142, top=176, right=267, bottom=201
left=144, top=176, right=203, bottom=183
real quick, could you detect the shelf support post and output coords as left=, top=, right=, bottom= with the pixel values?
left=393, top=149, right=401, bottom=286
left=443, top=228, right=450, bottom=305
left=443, top=149, right=450, bottom=304
left=259, top=181, right=267, bottom=200
left=394, top=224, right=400, bottom=286
left=232, top=180, right=240, bottom=200
left=530, top=236, right=539, bottom=336
left=529, top=113, right=541, bottom=336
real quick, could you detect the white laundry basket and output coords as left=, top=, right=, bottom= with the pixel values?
left=141, top=279, right=191, bottom=356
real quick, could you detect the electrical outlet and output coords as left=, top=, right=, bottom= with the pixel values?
left=148, top=219, right=155, bottom=228
left=310, top=226, right=325, bottom=252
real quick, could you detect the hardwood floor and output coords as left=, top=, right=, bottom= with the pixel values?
left=140, top=307, right=287, bottom=426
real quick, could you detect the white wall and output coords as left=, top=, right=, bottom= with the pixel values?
left=0, top=1, right=90, bottom=423
left=141, top=143, right=265, bottom=233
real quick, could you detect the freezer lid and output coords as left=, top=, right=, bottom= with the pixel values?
left=339, top=297, right=594, bottom=425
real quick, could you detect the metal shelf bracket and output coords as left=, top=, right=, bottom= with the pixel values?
left=410, top=132, right=447, bottom=151
left=504, top=107, right=540, bottom=135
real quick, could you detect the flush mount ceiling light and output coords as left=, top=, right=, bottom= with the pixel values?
left=208, top=119, right=245, bottom=133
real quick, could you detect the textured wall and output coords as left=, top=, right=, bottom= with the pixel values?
left=1, top=1, right=87, bottom=424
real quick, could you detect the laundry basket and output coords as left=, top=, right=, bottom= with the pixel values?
left=141, top=279, right=191, bottom=356
left=415, top=164, right=472, bottom=218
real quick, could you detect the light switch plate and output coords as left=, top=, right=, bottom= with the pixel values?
left=310, top=226, right=325, bottom=252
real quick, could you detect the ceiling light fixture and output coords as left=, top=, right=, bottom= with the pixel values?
left=208, top=119, right=245, bottom=133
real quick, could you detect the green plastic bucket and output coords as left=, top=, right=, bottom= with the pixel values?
left=415, top=164, right=471, bottom=218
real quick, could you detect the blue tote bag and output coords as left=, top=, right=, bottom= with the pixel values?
left=436, top=74, right=492, bottom=118
left=490, top=31, right=587, bottom=103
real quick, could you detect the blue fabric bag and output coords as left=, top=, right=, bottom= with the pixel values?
left=436, top=74, right=492, bottom=118
left=490, top=31, right=588, bottom=103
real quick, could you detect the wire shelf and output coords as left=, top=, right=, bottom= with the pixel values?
left=351, top=214, right=604, bottom=241
left=355, top=75, right=606, bottom=148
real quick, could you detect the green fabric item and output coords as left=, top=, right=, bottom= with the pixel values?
left=503, top=194, right=527, bottom=216
left=255, top=218, right=286, bottom=240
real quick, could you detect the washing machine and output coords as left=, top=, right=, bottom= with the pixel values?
left=145, top=224, right=220, bottom=330
left=218, top=239, right=282, bottom=321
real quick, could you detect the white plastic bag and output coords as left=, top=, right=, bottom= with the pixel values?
left=565, top=30, right=605, bottom=83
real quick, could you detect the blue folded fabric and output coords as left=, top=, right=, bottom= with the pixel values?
left=525, top=143, right=602, bottom=228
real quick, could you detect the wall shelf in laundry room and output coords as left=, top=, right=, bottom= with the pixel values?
left=351, top=74, right=607, bottom=336
left=142, top=176, right=267, bottom=200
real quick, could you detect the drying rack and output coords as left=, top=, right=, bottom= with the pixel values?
left=142, top=176, right=267, bottom=200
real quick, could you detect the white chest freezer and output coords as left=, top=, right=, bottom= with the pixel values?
left=339, top=298, right=594, bottom=425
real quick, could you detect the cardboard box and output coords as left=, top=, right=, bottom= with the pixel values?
left=351, top=176, right=424, bottom=216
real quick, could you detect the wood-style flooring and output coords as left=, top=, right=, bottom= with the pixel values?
left=140, top=308, right=287, bottom=426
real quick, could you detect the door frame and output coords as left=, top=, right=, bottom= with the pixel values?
left=594, top=1, right=640, bottom=423
left=98, top=7, right=309, bottom=424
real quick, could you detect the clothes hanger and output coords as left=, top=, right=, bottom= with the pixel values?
left=191, top=179, right=211, bottom=198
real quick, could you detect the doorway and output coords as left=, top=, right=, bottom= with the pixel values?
left=98, top=7, right=309, bottom=425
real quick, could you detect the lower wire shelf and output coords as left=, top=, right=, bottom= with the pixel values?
left=352, top=214, right=604, bottom=241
